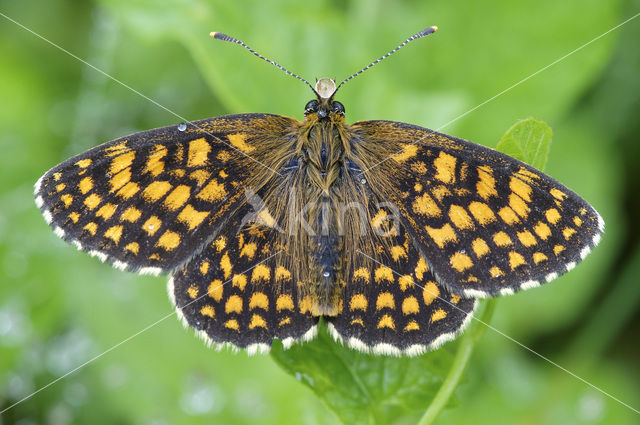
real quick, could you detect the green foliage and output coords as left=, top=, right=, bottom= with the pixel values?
left=496, top=118, right=552, bottom=170
left=271, top=323, right=455, bottom=425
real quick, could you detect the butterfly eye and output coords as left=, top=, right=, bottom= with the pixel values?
left=331, top=101, right=345, bottom=115
left=304, top=100, right=319, bottom=114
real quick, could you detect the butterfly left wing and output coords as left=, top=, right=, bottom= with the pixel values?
left=349, top=120, right=604, bottom=298
left=34, top=113, right=297, bottom=275
left=170, top=202, right=319, bottom=352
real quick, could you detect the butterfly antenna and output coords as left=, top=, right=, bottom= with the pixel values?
left=211, top=32, right=317, bottom=94
left=336, top=26, right=438, bottom=92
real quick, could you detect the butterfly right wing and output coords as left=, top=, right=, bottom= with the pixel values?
left=348, top=120, right=603, bottom=298
left=35, top=113, right=298, bottom=275
left=326, top=196, right=477, bottom=356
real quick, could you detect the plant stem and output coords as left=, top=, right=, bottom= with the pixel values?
left=416, top=299, right=497, bottom=425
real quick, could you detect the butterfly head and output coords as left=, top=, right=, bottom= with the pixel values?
left=304, top=77, right=345, bottom=120
left=212, top=28, right=438, bottom=121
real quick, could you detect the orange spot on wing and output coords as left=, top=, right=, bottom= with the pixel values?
left=377, top=314, right=395, bottom=329
left=96, top=203, right=117, bottom=220
left=425, top=223, right=458, bottom=248
left=156, top=230, right=180, bottom=251
left=276, top=294, right=294, bottom=311
left=60, top=194, right=73, bottom=208
left=187, top=138, right=211, bottom=167
left=431, top=309, right=447, bottom=322
left=197, top=178, right=227, bottom=202
left=249, top=314, right=267, bottom=329
left=472, top=238, right=490, bottom=258
left=468, top=201, right=496, bottom=225
left=546, top=208, right=561, bottom=225
left=249, top=292, right=269, bottom=310
left=200, top=305, right=215, bottom=318
left=517, top=230, right=537, bottom=247
left=376, top=292, right=395, bottom=310
left=493, top=231, right=512, bottom=247
left=349, top=294, right=368, bottom=311
left=225, top=295, right=243, bottom=314
left=228, top=133, right=255, bottom=153
left=144, top=145, right=167, bottom=177
left=433, top=151, right=457, bottom=184
left=449, top=205, right=475, bottom=230
left=104, top=225, right=123, bottom=244
left=121, top=207, right=142, bottom=223
left=509, top=251, right=526, bottom=270
left=208, top=279, right=223, bottom=301
left=477, top=165, right=497, bottom=200
left=450, top=252, right=473, bottom=272
left=374, top=266, right=394, bottom=283
left=125, top=242, right=139, bottom=255
left=534, top=221, right=552, bottom=240
left=84, top=193, right=101, bottom=210
left=412, top=193, right=441, bottom=217
left=422, top=281, right=440, bottom=305
left=391, top=144, right=418, bottom=163
left=401, top=296, right=420, bottom=315
left=142, top=181, right=172, bottom=202
left=78, top=177, right=93, bottom=194
left=177, top=204, right=209, bottom=231
left=163, top=185, right=191, bottom=211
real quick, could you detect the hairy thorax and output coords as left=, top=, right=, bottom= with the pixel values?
left=245, top=111, right=389, bottom=318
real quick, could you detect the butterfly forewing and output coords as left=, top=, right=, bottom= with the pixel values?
left=35, top=114, right=296, bottom=275
left=351, top=120, right=604, bottom=298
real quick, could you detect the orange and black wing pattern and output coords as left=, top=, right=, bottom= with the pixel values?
left=169, top=204, right=319, bottom=353
left=350, top=120, right=604, bottom=298
left=34, top=114, right=296, bottom=275
left=326, top=203, right=476, bottom=355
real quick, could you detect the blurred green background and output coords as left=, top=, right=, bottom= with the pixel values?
left=1, top=0, right=639, bottom=424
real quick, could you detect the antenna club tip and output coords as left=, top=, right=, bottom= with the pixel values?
left=417, top=26, right=438, bottom=37
left=211, top=31, right=234, bottom=42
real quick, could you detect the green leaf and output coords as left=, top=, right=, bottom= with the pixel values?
left=495, top=118, right=552, bottom=170
left=270, top=322, right=456, bottom=425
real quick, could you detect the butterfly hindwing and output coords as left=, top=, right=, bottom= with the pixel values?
left=327, top=222, right=477, bottom=356
left=35, top=113, right=297, bottom=275
left=350, top=120, right=604, bottom=297
left=170, top=206, right=319, bottom=352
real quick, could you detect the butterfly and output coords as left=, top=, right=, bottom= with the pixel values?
left=34, top=27, right=603, bottom=356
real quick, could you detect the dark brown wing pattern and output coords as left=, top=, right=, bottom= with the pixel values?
left=35, top=114, right=296, bottom=275
left=350, top=120, right=603, bottom=298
